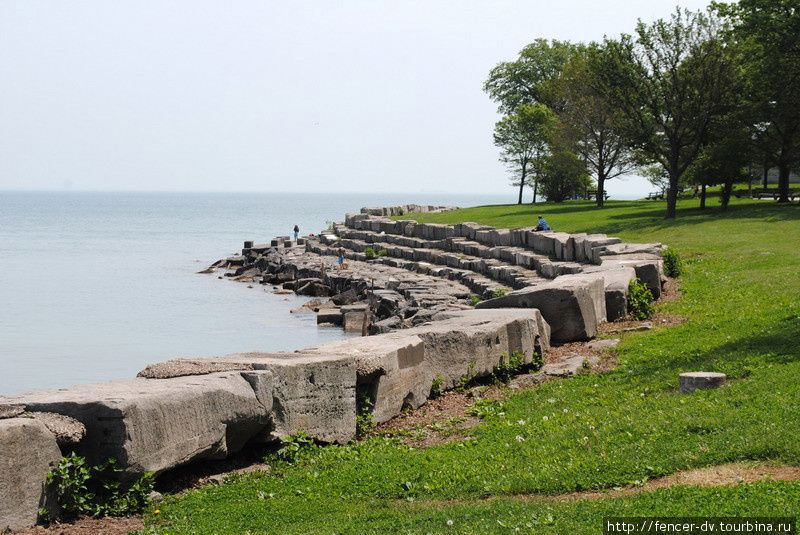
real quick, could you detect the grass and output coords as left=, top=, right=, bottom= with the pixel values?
left=144, top=197, right=800, bottom=534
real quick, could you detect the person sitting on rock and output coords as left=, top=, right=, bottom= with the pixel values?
left=534, top=216, right=551, bottom=231
left=337, top=247, right=346, bottom=269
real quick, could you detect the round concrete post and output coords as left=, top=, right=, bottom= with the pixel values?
left=679, top=372, right=726, bottom=394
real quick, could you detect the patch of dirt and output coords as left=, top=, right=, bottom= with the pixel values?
left=552, top=462, right=800, bottom=503
left=13, top=516, right=143, bottom=535
left=395, top=463, right=800, bottom=508
left=376, top=389, right=495, bottom=446
left=659, top=276, right=682, bottom=303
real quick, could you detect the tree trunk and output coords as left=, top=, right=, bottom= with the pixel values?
left=596, top=174, right=605, bottom=208
left=720, top=180, right=733, bottom=210
left=531, top=177, right=538, bottom=204
left=778, top=162, right=790, bottom=203
left=700, top=184, right=706, bottom=209
left=666, top=165, right=679, bottom=219
left=517, top=165, right=526, bottom=205
left=762, top=164, right=769, bottom=189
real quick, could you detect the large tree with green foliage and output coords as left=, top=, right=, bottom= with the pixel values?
left=556, top=45, right=636, bottom=207
left=538, top=145, right=593, bottom=203
left=483, top=39, right=577, bottom=114
left=493, top=103, right=555, bottom=204
left=590, top=9, right=738, bottom=218
left=716, top=0, right=800, bottom=203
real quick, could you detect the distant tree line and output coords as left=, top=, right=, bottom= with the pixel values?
left=486, top=0, right=800, bottom=218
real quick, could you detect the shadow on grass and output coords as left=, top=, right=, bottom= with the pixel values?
left=582, top=202, right=799, bottom=236
left=634, top=314, right=800, bottom=383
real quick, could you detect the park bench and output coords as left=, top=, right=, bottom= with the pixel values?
left=646, top=191, right=665, bottom=200
left=738, top=188, right=800, bottom=201
left=585, top=190, right=610, bottom=201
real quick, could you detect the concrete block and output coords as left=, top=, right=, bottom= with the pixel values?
left=679, top=372, right=726, bottom=394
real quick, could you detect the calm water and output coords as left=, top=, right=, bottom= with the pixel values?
left=0, top=191, right=507, bottom=395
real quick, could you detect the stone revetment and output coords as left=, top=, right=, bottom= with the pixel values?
left=0, top=204, right=665, bottom=531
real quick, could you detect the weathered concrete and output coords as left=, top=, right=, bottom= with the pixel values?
left=0, top=418, right=61, bottom=532
left=679, top=372, right=726, bottom=394
left=476, top=278, right=603, bottom=342
left=577, top=267, right=638, bottom=321
left=599, top=254, right=663, bottom=299
left=136, top=352, right=357, bottom=445
left=2, top=372, right=273, bottom=474
left=300, top=309, right=549, bottom=423
left=26, top=412, right=86, bottom=446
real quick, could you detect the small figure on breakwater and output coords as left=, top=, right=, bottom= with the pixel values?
left=534, top=215, right=551, bottom=231
left=337, top=247, right=347, bottom=269
left=293, top=224, right=300, bottom=241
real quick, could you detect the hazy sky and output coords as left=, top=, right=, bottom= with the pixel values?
left=1, top=0, right=712, bottom=198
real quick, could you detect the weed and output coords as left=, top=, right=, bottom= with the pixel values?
left=466, top=398, right=505, bottom=419
left=47, top=452, right=154, bottom=520
left=661, top=248, right=683, bottom=278
left=456, top=362, right=478, bottom=391
left=491, top=288, right=507, bottom=299
left=627, top=278, right=655, bottom=320
left=377, top=249, right=388, bottom=257
left=275, top=431, right=318, bottom=464
left=356, top=393, right=375, bottom=438
left=430, top=374, right=444, bottom=399
left=469, top=295, right=482, bottom=306
left=364, top=247, right=376, bottom=260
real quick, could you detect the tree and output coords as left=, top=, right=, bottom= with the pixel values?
left=484, top=39, right=577, bottom=114
left=493, top=103, right=555, bottom=204
left=716, top=0, right=800, bottom=203
left=640, top=165, right=671, bottom=198
left=590, top=9, right=739, bottom=218
left=538, top=145, right=593, bottom=203
left=556, top=44, right=636, bottom=207
left=687, top=126, right=753, bottom=210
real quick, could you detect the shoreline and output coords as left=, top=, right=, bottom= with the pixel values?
left=0, top=202, right=666, bottom=531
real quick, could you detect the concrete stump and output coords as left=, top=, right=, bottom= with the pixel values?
left=679, top=372, right=726, bottom=393
left=243, top=240, right=254, bottom=249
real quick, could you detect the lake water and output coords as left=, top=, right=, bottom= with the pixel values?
left=0, top=191, right=508, bottom=395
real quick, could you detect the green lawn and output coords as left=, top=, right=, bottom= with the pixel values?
left=145, top=198, right=800, bottom=534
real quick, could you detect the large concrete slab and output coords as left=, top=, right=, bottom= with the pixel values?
left=1, top=372, right=272, bottom=474
left=138, top=352, right=358, bottom=445
left=0, top=418, right=61, bottom=532
left=300, top=309, right=550, bottom=423
left=476, top=278, right=604, bottom=342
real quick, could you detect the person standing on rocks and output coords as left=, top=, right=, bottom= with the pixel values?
left=338, top=247, right=346, bottom=269
left=293, top=224, right=300, bottom=241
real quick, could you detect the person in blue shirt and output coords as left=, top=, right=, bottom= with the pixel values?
left=535, top=216, right=551, bottom=231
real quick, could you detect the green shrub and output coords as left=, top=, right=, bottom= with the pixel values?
left=364, top=247, right=376, bottom=260
left=628, top=278, right=655, bottom=320
left=376, top=249, right=388, bottom=257
left=466, top=398, right=504, bottom=419
left=46, top=452, right=154, bottom=520
left=468, top=295, right=482, bottom=306
left=491, top=288, right=507, bottom=299
left=492, top=351, right=524, bottom=383
left=492, top=350, right=542, bottom=384
left=276, top=431, right=318, bottom=463
left=430, top=374, right=444, bottom=399
left=661, top=248, right=683, bottom=278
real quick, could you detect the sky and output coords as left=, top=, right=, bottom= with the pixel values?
left=0, top=0, right=713, bottom=199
